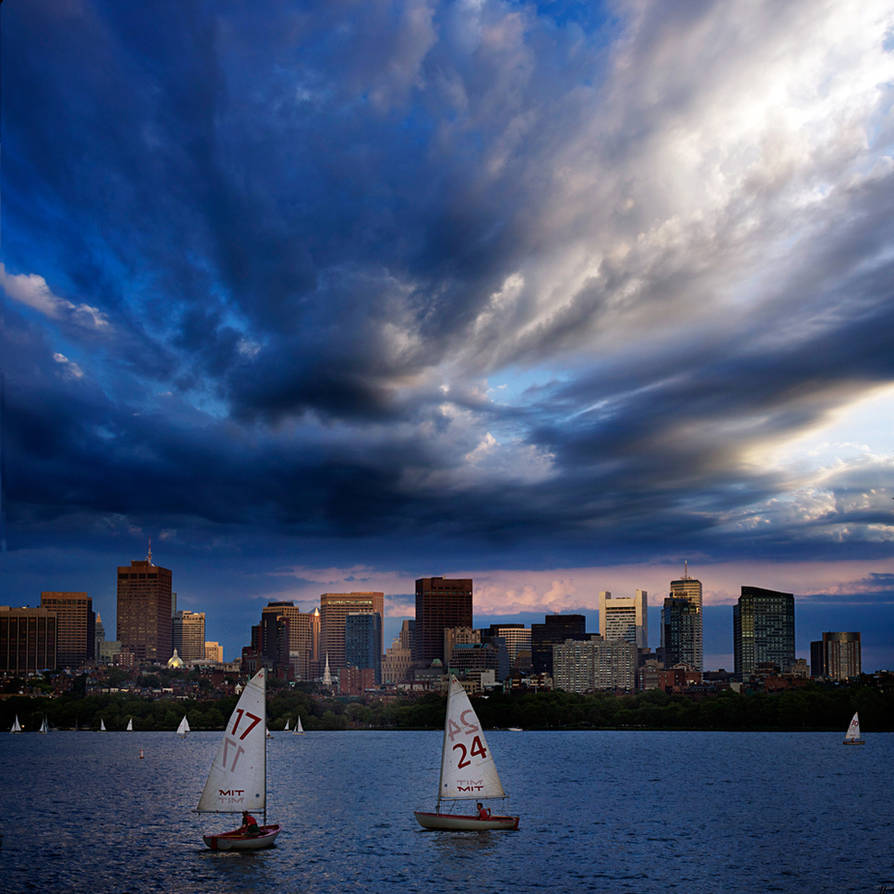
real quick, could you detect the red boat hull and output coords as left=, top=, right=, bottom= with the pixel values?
left=203, top=824, right=281, bottom=851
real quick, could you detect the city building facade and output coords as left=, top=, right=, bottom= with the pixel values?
left=810, top=631, right=861, bottom=681
left=553, top=636, right=639, bottom=693
left=733, top=586, right=795, bottom=679
left=0, top=606, right=57, bottom=672
left=413, top=577, right=472, bottom=665
left=320, top=592, right=383, bottom=672
left=531, top=614, right=587, bottom=674
left=598, top=590, right=648, bottom=648
left=39, top=591, right=94, bottom=668
left=172, top=610, right=206, bottom=661
left=668, top=565, right=703, bottom=670
left=116, top=556, right=173, bottom=663
left=345, top=611, right=383, bottom=683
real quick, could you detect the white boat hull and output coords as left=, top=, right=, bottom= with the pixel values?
left=414, top=811, right=519, bottom=831
left=203, top=824, right=281, bottom=851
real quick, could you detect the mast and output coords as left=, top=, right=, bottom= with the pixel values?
left=436, top=682, right=453, bottom=813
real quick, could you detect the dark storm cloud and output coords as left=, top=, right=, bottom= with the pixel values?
left=3, top=0, right=894, bottom=580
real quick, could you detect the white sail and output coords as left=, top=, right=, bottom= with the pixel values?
left=11, top=715, right=22, bottom=733
left=196, top=668, right=267, bottom=814
left=284, top=719, right=290, bottom=731
left=294, top=716, right=304, bottom=735
left=126, top=718, right=133, bottom=732
left=438, top=677, right=506, bottom=801
left=177, top=715, right=190, bottom=737
left=100, top=719, right=106, bottom=732
left=845, top=712, right=861, bottom=741
left=39, top=716, right=49, bottom=734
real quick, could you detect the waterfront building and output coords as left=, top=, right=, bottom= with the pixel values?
left=40, top=591, right=95, bottom=668
left=413, top=577, right=472, bottom=664
left=810, top=632, right=861, bottom=681
left=668, top=564, right=703, bottom=670
left=483, top=623, right=532, bottom=671
left=345, top=611, right=383, bottom=683
left=321, top=592, right=384, bottom=672
left=116, top=550, right=173, bottom=663
left=172, top=609, right=205, bottom=661
left=0, top=606, right=57, bottom=672
left=733, top=586, right=795, bottom=680
left=553, top=636, right=638, bottom=693
left=383, top=634, right=413, bottom=684
left=661, top=597, right=700, bottom=670
left=531, top=614, right=587, bottom=674
left=598, top=589, right=648, bottom=648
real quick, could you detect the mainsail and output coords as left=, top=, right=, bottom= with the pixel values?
left=438, top=677, right=506, bottom=802
left=177, top=715, right=190, bottom=737
left=11, top=715, right=22, bottom=733
left=196, top=667, right=267, bottom=814
left=39, top=716, right=49, bottom=734
left=126, top=718, right=133, bottom=732
left=294, top=716, right=304, bottom=735
left=100, top=719, right=106, bottom=732
left=845, top=712, right=861, bottom=742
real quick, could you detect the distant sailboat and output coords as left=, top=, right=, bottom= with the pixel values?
left=293, top=716, right=304, bottom=735
left=177, top=715, right=190, bottom=737
left=39, top=716, right=49, bottom=735
left=843, top=711, right=865, bottom=745
left=284, top=719, right=290, bottom=731
left=10, top=715, right=22, bottom=734
left=126, top=718, right=134, bottom=732
left=99, top=719, right=107, bottom=732
left=414, top=676, right=519, bottom=831
left=197, top=667, right=280, bottom=851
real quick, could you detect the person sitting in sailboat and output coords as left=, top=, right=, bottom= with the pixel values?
left=240, top=811, right=260, bottom=837
left=476, top=802, right=491, bottom=820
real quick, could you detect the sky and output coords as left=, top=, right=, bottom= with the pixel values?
left=2, top=0, right=894, bottom=669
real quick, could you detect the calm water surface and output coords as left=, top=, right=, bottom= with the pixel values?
left=1, top=729, right=891, bottom=893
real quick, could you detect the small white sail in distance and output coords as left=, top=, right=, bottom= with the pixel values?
left=284, top=719, right=290, bottom=731
left=126, top=718, right=133, bottom=732
left=177, top=715, right=190, bottom=737
left=100, top=719, right=106, bottom=732
left=294, top=716, right=304, bottom=734
left=39, top=716, right=49, bottom=734
left=196, top=667, right=267, bottom=814
left=438, top=677, right=506, bottom=801
left=11, top=715, right=22, bottom=733
left=845, top=712, right=861, bottom=741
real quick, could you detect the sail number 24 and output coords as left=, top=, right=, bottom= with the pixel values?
left=448, top=709, right=488, bottom=769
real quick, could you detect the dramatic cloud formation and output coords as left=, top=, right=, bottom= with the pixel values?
left=2, top=0, right=894, bottom=663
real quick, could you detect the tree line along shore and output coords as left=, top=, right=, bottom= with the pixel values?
left=2, top=679, right=892, bottom=733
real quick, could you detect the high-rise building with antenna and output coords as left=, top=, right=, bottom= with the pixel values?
left=664, top=561, right=703, bottom=671
left=116, top=542, right=172, bottom=662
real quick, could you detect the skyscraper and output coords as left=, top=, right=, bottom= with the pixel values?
left=321, top=592, right=384, bottom=671
left=483, top=623, right=532, bottom=671
left=172, top=610, right=206, bottom=661
left=553, top=637, right=639, bottom=693
left=259, top=601, right=320, bottom=679
left=598, top=590, right=648, bottom=648
left=414, top=577, right=472, bottom=665
left=733, top=586, right=795, bottom=679
left=531, top=613, right=587, bottom=674
left=661, top=597, right=700, bottom=670
left=345, top=612, right=382, bottom=683
left=116, top=551, right=173, bottom=663
left=0, top=606, right=57, bottom=672
left=810, top=631, right=861, bottom=681
left=40, top=591, right=95, bottom=668
left=668, top=563, right=703, bottom=670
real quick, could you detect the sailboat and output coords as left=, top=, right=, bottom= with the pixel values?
left=177, top=716, right=190, bottom=737
left=10, top=715, right=22, bottom=733
left=39, top=716, right=49, bottom=735
left=99, top=719, right=106, bottom=732
left=843, top=711, right=865, bottom=745
left=293, top=716, right=304, bottom=735
left=414, top=676, right=519, bottom=831
left=284, top=719, right=290, bottom=732
left=197, top=667, right=280, bottom=851
left=126, top=718, right=133, bottom=732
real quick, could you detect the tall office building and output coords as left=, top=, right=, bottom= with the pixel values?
left=172, top=610, right=206, bottom=661
left=598, top=590, right=648, bottom=648
left=553, top=636, right=638, bottom=693
left=345, top=612, right=383, bottom=683
left=668, top=564, right=703, bottom=670
left=531, top=614, right=587, bottom=674
left=321, top=592, right=384, bottom=671
left=810, top=631, right=861, bottom=681
left=260, top=601, right=320, bottom=679
left=204, top=641, right=224, bottom=664
left=414, top=577, right=472, bottom=665
left=95, top=611, right=106, bottom=661
left=40, top=591, right=95, bottom=668
left=733, top=586, right=795, bottom=679
left=0, top=606, right=58, bottom=672
left=483, top=623, right=532, bottom=671
left=116, top=552, right=173, bottom=663
left=661, top=597, right=700, bottom=670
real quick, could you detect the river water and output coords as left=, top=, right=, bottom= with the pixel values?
left=1, top=729, right=891, bottom=893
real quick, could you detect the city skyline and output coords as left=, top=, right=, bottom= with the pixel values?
left=3, top=2, right=894, bottom=671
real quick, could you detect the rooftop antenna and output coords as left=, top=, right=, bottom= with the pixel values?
left=683, top=559, right=689, bottom=579
left=147, top=536, right=153, bottom=565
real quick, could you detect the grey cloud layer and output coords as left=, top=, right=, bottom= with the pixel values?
left=3, top=0, right=894, bottom=568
